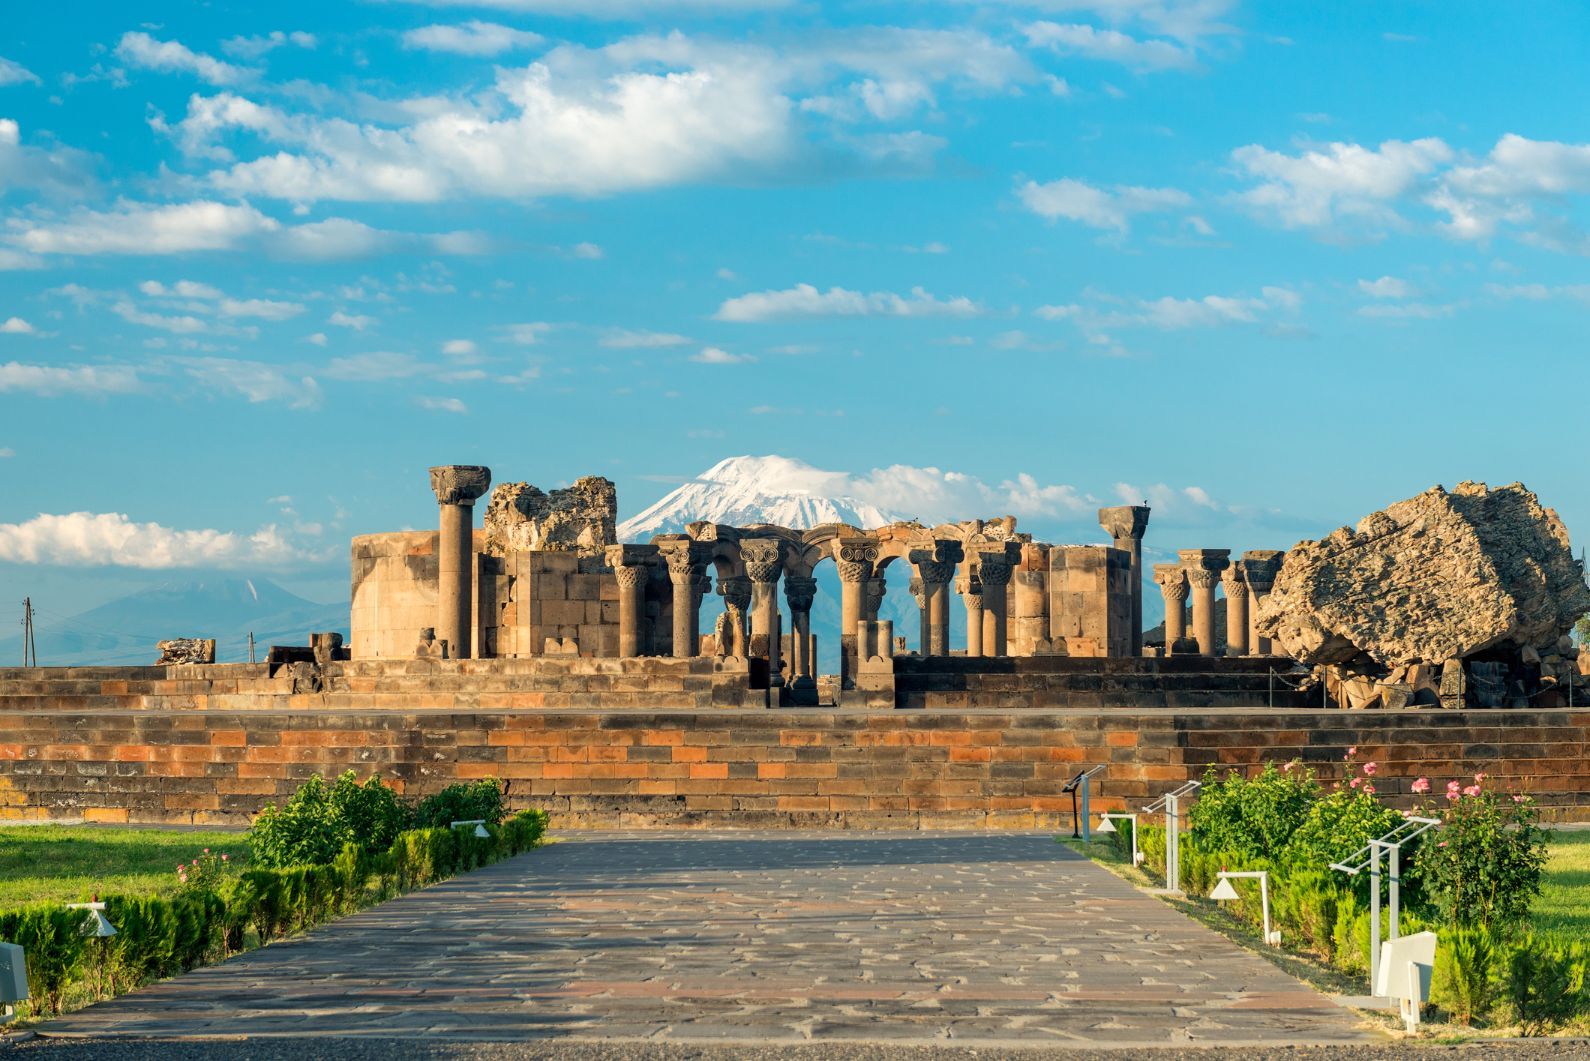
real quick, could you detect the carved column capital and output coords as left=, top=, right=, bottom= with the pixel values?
left=977, top=558, right=1014, bottom=588
left=784, top=575, right=818, bottom=612
left=908, top=576, right=927, bottom=609
left=1241, top=549, right=1285, bottom=595
left=864, top=577, right=886, bottom=613
left=1178, top=548, right=1231, bottom=588
left=741, top=538, right=784, bottom=584
left=909, top=540, right=963, bottom=586
left=429, top=465, right=492, bottom=506
left=613, top=565, right=646, bottom=590
left=836, top=537, right=880, bottom=578
left=1098, top=504, right=1150, bottom=542
left=718, top=575, right=751, bottom=612
left=1153, top=563, right=1189, bottom=602
left=1221, top=565, right=1249, bottom=599
left=659, top=541, right=708, bottom=586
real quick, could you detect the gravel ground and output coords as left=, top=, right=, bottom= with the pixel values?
left=7, top=1036, right=1590, bottom=1060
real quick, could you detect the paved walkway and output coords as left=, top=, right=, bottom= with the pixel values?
left=43, top=832, right=1372, bottom=1049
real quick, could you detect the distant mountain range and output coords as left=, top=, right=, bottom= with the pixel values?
left=0, top=577, right=346, bottom=667
left=618, top=455, right=900, bottom=540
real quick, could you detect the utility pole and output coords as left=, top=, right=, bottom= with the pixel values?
left=21, top=597, right=36, bottom=667
left=248, top=631, right=256, bottom=664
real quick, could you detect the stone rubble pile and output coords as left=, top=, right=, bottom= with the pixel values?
left=1256, top=481, right=1590, bottom=708
left=155, top=638, right=215, bottom=665
left=483, top=476, right=617, bottom=558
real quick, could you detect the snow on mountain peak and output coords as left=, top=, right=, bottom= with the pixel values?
left=618, top=455, right=904, bottom=541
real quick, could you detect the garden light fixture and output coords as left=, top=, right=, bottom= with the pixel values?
left=451, top=819, right=491, bottom=839
left=1061, top=764, right=1108, bottom=840
left=1095, top=812, right=1142, bottom=865
left=1142, top=780, right=1200, bottom=894
left=1210, top=870, right=1280, bottom=946
left=1330, top=814, right=1440, bottom=996
left=66, top=901, right=116, bottom=938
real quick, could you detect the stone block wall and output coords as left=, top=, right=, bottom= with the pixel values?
left=351, top=531, right=491, bottom=659
left=1, top=704, right=1585, bottom=827
left=892, top=656, right=1313, bottom=710
left=1049, top=545, right=1133, bottom=657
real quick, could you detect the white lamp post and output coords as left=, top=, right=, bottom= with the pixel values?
left=1142, top=780, right=1201, bottom=894
left=1062, top=764, right=1108, bottom=840
left=1330, top=814, right=1440, bottom=996
left=1095, top=812, right=1142, bottom=866
left=451, top=819, right=491, bottom=839
left=1210, top=870, right=1280, bottom=946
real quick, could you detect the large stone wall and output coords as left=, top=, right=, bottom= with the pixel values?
left=3, top=699, right=1586, bottom=827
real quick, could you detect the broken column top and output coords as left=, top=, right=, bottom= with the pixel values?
left=429, top=465, right=492, bottom=506
left=1098, top=505, right=1151, bottom=541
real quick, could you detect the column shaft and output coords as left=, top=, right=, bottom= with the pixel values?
left=437, top=502, right=472, bottom=659
left=615, top=567, right=645, bottom=657
left=959, top=578, right=983, bottom=657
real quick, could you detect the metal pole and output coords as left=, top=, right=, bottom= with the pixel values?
left=1260, top=873, right=1272, bottom=944
left=1070, top=785, right=1080, bottom=839
left=1080, top=777, right=1091, bottom=842
left=1268, top=669, right=1274, bottom=709
left=1369, top=843, right=1382, bottom=995
left=1166, top=794, right=1180, bottom=892
left=1389, top=844, right=1400, bottom=942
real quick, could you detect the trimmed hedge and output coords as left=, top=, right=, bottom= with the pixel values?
left=0, top=809, right=547, bottom=1020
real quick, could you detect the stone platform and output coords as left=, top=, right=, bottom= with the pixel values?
left=39, top=831, right=1373, bottom=1048
left=2, top=697, right=1586, bottom=827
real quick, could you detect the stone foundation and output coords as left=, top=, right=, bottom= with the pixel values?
left=3, top=699, right=1586, bottom=827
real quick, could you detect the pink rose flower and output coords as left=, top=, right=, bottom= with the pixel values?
left=1363, top=762, right=1378, bottom=776
left=1463, top=784, right=1481, bottom=797
left=221, top=853, right=229, bottom=861
left=1350, top=777, right=1362, bottom=788
left=1346, top=746, right=1358, bottom=758
left=1474, top=772, right=1485, bottom=784
left=1411, top=777, right=1431, bottom=794
left=1512, top=795, right=1526, bottom=804
left=1282, top=761, right=1295, bottom=772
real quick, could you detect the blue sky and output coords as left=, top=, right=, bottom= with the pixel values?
left=3, top=0, right=1590, bottom=615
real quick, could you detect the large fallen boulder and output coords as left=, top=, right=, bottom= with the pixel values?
left=1255, top=481, right=1590, bottom=670
left=482, top=476, right=617, bottom=557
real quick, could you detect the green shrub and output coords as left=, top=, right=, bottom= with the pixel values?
left=1432, top=926, right=1500, bottom=1025
left=1189, top=762, right=1317, bottom=860
left=0, top=905, right=87, bottom=1014
left=413, top=780, right=505, bottom=830
left=1503, top=934, right=1590, bottom=1035
left=1415, top=783, right=1549, bottom=934
left=1282, top=785, right=1402, bottom=870
left=249, top=772, right=409, bottom=868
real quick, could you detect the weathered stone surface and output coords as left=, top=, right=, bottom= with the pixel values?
left=482, top=476, right=616, bottom=557
left=155, top=638, right=214, bottom=665
left=1256, top=481, right=1590, bottom=669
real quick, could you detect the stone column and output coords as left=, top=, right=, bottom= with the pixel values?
left=1153, top=563, right=1190, bottom=651
left=977, top=551, right=1015, bottom=657
left=742, top=538, right=785, bottom=685
left=1221, top=564, right=1250, bottom=657
left=784, top=574, right=818, bottom=701
left=1241, top=550, right=1286, bottom=655
left=717, top=575, right=751, bottom=657
left=835, top=537, right=878, bottom=690
left=957, top=576, right=984, bottom=657
left=864, top=576, right=886, bottom=621
left=429, top=465, right=491, bottom=660
left=908, top=577, right=928, bottom=653
left=605, top=544, right=656, bottom=658
left=1098, top=505, right=1151, bottom=656
left=1179, top=549, right=1230, bottom=658
left=910, top=542, right=962, bottom=657
left=660, top=542, right=709, bottom=658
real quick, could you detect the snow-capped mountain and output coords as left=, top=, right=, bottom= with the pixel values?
left=618, top=455, right=904, bottom=541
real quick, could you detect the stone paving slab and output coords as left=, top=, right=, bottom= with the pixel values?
left=42, top=831, right=1374, bottom=1048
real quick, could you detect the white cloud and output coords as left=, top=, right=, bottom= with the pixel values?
left=1356, top=301, right=1455, bottom=320
left=715, top=283, right=980, bottom=322
left=115, top=32, right=255, bottom=86
left=1023, top=21, right=1193, bottom=71
left=139, top=279, right=223, bottom=299
left=1037, top=285, right=1301, bottom=331
left=220, top=297, right=305, bottom=320
left=502, top=321, right=551, bottom=344
left=0, top=58, right=40, bottom=86
left=180, top=357, right=323, bottom=408
left=601, top=328, right=690, bottom=348
left=0, top=511, right=306, bottom=568
left=220, top=31, right=317, bottom=61
left=1431, top=134, right=1590, bottom=241
left=442, top=338, right=478, bottom=356
left=845, top=462, right=1093, bottom=522
left=169, top=29, right=1035, bottom=205
left=306, top=332, right=328, bottom=346
left=328, top=310, right=374, bottom=330
left=9, top=200, right=279, bottom=255
left=403, top=21, right=544, bottom=56
left=112, top=300, right=207, bottom=333
left=385, top=0, right=791, bottom=15
left=1485, top=282, right=1590, bottom=303
left=571, top=241, right=604, bottom=259
left=417, top=396, right=469, bottom=414
left=0, top=316, right=33, bottom=334
left=1231, top=137, right=1453, bottom=229
left=0, top=447, right=13, bottom=458
left=0, top=118, right=97, bottom=199
left=0, top=361, right=141, bottom=396
left=691, top=346, right=754, bottom=364
left=324, top=351, right=425, bottom=380
left=1358, top=276, right=1411, bottom=298
left=268, top=218, right=396, bottom=260
left=1017, top=177, right=1189, bottom=231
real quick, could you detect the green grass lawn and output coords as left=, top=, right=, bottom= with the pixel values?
left=1534, top=829, right=1590, bottom=938
left=0, top=826, right=248, bottom=906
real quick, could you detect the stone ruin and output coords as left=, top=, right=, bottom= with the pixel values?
left=1256, top=481, right=1590, bottom=708
left=340, top=464, right=1590, bottom=711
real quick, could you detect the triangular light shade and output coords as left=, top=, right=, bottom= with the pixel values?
left=474, top=824, right=490, bottom=839
left=1209, top=877, right=1239, bottom=902
left=1095, top=815, right=1116, bottom=833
